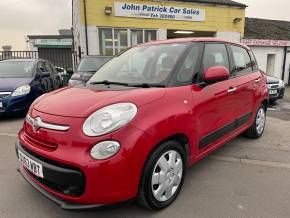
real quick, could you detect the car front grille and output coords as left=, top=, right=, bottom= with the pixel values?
left=19, top=130, right=58, bottom=151
left=267, top=83, right=279, bottom=89
left=0, top=92, right=11, bottom=99
left=18, top=144, right=86, bottom=197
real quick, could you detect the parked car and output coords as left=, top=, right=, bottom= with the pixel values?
left=0, top=59, right=61, bottom=115
left=68, top=56, right=111, bottom=86
left=266, top=75, right=285, bottom=101
left=16, top=38, right=268, bottom=210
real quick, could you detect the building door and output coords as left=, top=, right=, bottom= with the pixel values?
left=266, top=54, right=276, bottom=76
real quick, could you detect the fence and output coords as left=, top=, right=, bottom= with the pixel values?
left=0, top=50, right=74, bottom=70
left=0, top=51, right=38, bottom=60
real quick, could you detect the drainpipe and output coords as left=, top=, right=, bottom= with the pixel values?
left=281, top=46, right=287, bottom=81
left=83, top=0, right=89, bottom=55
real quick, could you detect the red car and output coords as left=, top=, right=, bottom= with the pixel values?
left=16, top=38, right=269, bottom=210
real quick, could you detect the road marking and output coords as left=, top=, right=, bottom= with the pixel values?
left=210, top=155, right=290, bottom=170
left=0, top=133, right=18, bottom=137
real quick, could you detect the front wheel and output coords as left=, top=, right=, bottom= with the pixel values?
left=138, top=141, right=186, bottom=210
left=245, top=104, right=266, bottom=139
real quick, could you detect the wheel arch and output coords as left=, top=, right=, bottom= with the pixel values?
left=261, top=99, right=268, bottom=111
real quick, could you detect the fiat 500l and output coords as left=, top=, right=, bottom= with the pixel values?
left=16, top=38, right=268, bottom=210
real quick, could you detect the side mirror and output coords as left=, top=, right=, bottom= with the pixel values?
left=67, top=68, right=74, bottom=75
left=41, top=71, right=50, bottom=77
left=204, top=66, right=229, bottom=83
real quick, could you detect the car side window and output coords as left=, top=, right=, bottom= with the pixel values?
left=38, top=62, right=47, bottom=73
left=176, top=44, right=200, bottom=84
left=45, top=62, right=56, bottom=76
left=202, top=43, right=229, bottom=71
left=230, top=45, right=253, bottom=76
left=249, top=50, right=258, bottom=71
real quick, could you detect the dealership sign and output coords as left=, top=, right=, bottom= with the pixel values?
left=114, top=2, right=205, bottom=22
left=35, top=39, right=73, bottom=46
left=241, top=39, right=290, bottom=47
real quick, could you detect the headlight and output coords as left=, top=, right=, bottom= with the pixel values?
left=279, top=80, right=285, bottom=88
left=12, top=85, right=31, bottom=97
left=90, top=141, right=121, bottom=160
left=68, top=80, right=82, bottom=86
left=83, top=103, right=138, bottom=136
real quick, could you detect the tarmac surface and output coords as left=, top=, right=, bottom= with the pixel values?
left=1, top=88, right=290, bottom=218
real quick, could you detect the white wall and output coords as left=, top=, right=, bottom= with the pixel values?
left=250, top=46, right=290, bottom=84
left=87, top=26, right=100, bottom=55
left=216, top=32, right=241, bottom=42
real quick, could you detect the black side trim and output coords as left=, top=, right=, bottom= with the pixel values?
left=199, top=112, right=252, bottom=149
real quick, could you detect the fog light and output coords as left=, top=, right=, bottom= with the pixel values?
left=90, top=141, right=120, bottom=160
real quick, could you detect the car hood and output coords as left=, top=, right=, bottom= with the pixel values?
left=266, top=76, right=279, bottom=84
left=33, top=86, right=166, bottom=118
left=0, top=78, right=33, bottom=92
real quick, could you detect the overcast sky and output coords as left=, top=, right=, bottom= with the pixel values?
left=0, top=0, right=289, bottom=50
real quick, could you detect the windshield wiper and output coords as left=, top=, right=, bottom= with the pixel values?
left=90, top=80, right=129, bottom=86
left=130, top=83, right=165, bottom=88
left=90, top=80, right=165, bottom=88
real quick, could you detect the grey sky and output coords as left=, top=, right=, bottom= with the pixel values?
left=0, top=0, right=71, bottom=50
left=0, top=0, right=289, bottom=50
left=237, top=0, right=290, bottom=21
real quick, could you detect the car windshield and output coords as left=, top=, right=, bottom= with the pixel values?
left=0, top=61, right=34, bottom=78
left=88, top=43, right=189, bottom=86
left=77, top=57, right=110, bottom=72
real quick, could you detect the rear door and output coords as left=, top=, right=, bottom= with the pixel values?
left=227, top=44, right=257, bottom=123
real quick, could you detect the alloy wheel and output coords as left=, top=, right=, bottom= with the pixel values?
left=256, top=107, right=266, bottom=135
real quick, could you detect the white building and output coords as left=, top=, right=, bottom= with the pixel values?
left=242, top=18, right=290, bottom=85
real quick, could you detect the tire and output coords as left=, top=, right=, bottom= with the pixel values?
left=138, top=140, right=186, bottom=210
left=244, top=104, right=266, bottom=139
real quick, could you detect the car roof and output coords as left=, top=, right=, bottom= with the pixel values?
left=138, top=37, right=250, bottom=50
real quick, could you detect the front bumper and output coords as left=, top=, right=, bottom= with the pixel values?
left=16, top=108, right=155, bottom=207
left=0, top=94, right=32, bottom=115
left=268, top=87, right=285, bottom=100
left=17, top=167, right=103, bottom=210
left=16, top=141, right=85, bottom=197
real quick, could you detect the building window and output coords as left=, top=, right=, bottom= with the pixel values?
left=145, top=30, right=157, bottom=42
left=131, top=30, right=143, bottom=46
left=114, top=29, right=128, bottom=54
left=99, top=28, right=114, bottom=56
left=99, top=28, right=157, bottom=55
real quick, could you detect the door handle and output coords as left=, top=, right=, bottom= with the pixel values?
left=227, top=87, right=237, bottom=93
left=254, top=79, right=261, bottom=83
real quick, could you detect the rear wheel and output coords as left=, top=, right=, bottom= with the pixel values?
left=245, top=104, right=266, bottom=139
left=138, top=141, right=186, bottom=210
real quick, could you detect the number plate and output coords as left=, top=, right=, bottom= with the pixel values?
left=269, top=90, right=278, bottom=95
left=18, top=150, right=44, bottom=178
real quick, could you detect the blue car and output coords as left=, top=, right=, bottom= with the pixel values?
left=0, top=59, right=62, bottom=115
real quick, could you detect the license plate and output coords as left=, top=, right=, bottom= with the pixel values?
left=269, top=90, right=277, bottom=95
left=0, top=102, right=2, bottom=108
left=18, top=150, right=43, bottom=178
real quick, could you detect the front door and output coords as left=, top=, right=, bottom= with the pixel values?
left=192, top=43, right=241, bottom=153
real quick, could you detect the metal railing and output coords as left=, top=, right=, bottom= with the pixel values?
left=0, top=51, right=38, bottom=60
